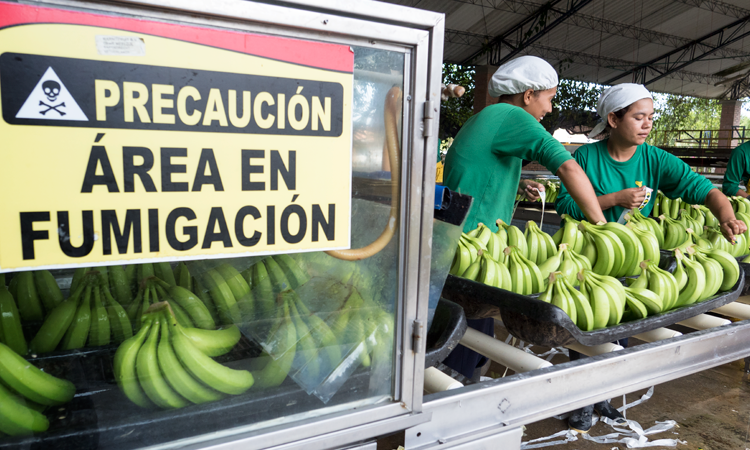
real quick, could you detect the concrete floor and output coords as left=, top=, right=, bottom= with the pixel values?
left=492, top=333, right=750, bottom=449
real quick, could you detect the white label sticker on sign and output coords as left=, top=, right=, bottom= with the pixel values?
left=95, top=35, right=146, bottom=56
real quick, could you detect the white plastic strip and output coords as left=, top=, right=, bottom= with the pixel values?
left=537, top=188, right=546, bottom=228
left=522, top=387, right=686, bottom=449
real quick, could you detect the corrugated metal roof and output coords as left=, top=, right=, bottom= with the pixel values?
left=379, top=0, right=750, bottom=98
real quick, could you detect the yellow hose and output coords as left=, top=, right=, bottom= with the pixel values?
left=325, top=86, right=402, bottom=261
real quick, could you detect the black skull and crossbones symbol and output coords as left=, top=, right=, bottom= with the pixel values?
left=39, top=80, right=66, bottom=116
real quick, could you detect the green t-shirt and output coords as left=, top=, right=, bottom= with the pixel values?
left=443, top=103, right=572, bottom=232
left=722, top=141, right=750, bottom=196
left=556, top=140, right=716, bottom=222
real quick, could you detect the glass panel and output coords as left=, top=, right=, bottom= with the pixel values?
left=0, top=46, right=405, bottom=449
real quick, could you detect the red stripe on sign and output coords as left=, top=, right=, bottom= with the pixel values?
left=0, top=1, right=354, bottom=73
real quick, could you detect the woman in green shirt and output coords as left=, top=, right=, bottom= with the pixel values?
left=556, top=84, right=744, bottom=242
left=722, top=141, right=750, bottom=198
left=556, top=83, right=745, bottom=433
left=441, top=56, right=606, bottom=383
left=444, top=56, right=606, bottom=232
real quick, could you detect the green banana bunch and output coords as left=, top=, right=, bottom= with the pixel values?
left=539, top=272, right=591, bottom=330
left=253, top=296, right=297, bottom=389
left=627, top=208, right=664, bottom=247
left=730, top=233, right=748, bottom=258
left=578, top=221, right=625, bottom=277
left=180, top=325, right=241, bottom=357
left=681, top=211, right=704, bottom=237
left=578, top=270, right=625, bottom=326
left=686, top=228, right=712, bottom=251
left=652, top=191, right=662, bottom=218
left=659, top=215, right=687, bottom=250
left=107, top=265, right=133, bottom=309
left=250, top=260, right=275, bottom=321
left=672, top=249, right=706, bottom=308
left=537, top=244, right=563, bottom=287
left=627, top=223, right=660, bottom=266
left=471, top=222, right=493, bottom=247
left=0, top=341, right=76, bottom=435
left=33, top=270, right=63, bottom=313
left=0, top=381, right=48, bottom=436
left=153, top=262, right=177, bottom=287
left=114, top=303, right=253, bottom=409
left=640, top=261, right=679, bottom=311
left=274, top=254, right=310, bottom=290
left=165, top=284, right=216, bottom=330
left=559, top=215, right=585, bottom=254
left=556, top=243, right=592, bottom=287
left=497, top=219, right=528, bottom=258
left=704, top=227, right=732, bottom=254
left=0, top=276, right=27, bottom=355
left=200, top=268, right=241, bottom=325
left=690, top=249, right=724, bottom=300
left=31, top=268, right=134, bottom=353
left=157, top=318, right=224, bottom=405
left=137, top=313, right=189, bottom=409
left=460, top=232, right=486, bottom=263
left=697, top=247, right=740, bottom=292
left=504, top=246, right=543, bottom=295
left=0, top=341, right=76, bottom=405
left=449, top=240, right=474, bottom=277
left=15, top=272, right=44, bottom=322
left=173, top=262, right=193, bottom=291
left=731, top=196, right=750, bottom=214
left=485, top=224, right=507, bottom=262
left=476, top=250, right=512, bottom=290
left=734, top=211, right=750, bottom=247
left=524, top=221, right=557, bottom=266
left=602, top=222, right=644, bottom=277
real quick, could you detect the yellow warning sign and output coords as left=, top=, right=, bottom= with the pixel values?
left=0, top=6, right=353, bottom=271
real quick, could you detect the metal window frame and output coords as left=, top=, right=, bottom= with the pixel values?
left=16, top=0, right=444, bottom=448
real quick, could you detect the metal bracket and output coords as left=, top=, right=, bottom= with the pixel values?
left=422, top=101, right=434, bottom=137
left=412, top=319, right=424, bottom=352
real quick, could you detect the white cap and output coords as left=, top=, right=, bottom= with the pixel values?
left=488, top=56, right=559, bottom=97
left=588, top=83, right=653, bottom=138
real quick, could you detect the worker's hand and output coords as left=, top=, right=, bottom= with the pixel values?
left=720, top=219, right=747, bottom=244
left=519, top=180, right=545, bottom=201
left=616, top=187, right=647, bottom=210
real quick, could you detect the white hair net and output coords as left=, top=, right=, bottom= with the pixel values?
left=488, top=56, right=559, bottom=97
left=588, top=83, right=653, bottom=138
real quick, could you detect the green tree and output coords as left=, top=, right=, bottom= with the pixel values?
left=440, top=64, right=475, bottom=139
left=649, top=95, right=722, bottom=147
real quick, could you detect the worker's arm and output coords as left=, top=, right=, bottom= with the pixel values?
left=704, top=188, right=746, bottom=242
left=556, top=160, right=606, bottom=224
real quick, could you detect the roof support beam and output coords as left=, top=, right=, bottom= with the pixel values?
left=460, top=0, right=594, bottom=65
left=452, top=0, right=749, bottom=20
left=445, top=29, right=725, bottom=86
left=604, top=15, right=750, bottom=86
left=672, top=0, right=750, bottom=19
left=721, top=73, right=750, bottom=99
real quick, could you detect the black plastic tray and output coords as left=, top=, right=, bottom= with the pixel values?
left=0, top=334, right=373, bottom=450
left=440, top=268, right=745, bottom=348
left=424, top=298, right=467, bottom=368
